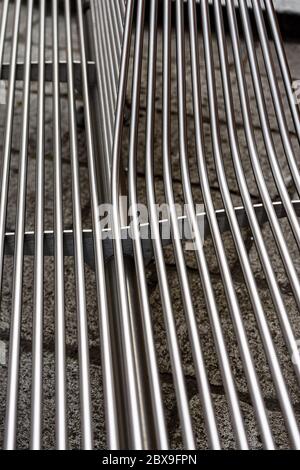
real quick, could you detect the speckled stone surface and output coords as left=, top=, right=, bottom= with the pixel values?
left=0, top=3, right=300, bottom=450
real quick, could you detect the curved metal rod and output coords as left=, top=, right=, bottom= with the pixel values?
left=205, top=0, right=300, bottom=449
left=236, top=1, right=300, bottom=312
left=252, top=1, right=300, bottom=197
left=226, top=0, right=300, bottom=333
left=265, top=0, right=300, bottom=145
left=128, top=0, right=169, bottom=450
left=77, top=0, right=120, bottom=450
left=215, top=0, right=300, bottom=383
left=239, top=1, right=300, bottom=249
left=168, top=1, right=254, bottom=450
left=189, top=0, right=274, bottom=450
left=214, top=0, right=300, bottom=395
left=144, top=0, right=195, bottom=450
left=174, top=0, right=233, bottom=449
left=111, top=0, right=145, bottom=449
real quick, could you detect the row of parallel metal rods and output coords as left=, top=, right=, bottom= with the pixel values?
left=0, top=0, right=300, bottom=450
left=0, top=0, right=124, bottom=450
left=110, top=0, right=300, bottom=450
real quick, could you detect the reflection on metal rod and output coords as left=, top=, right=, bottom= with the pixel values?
left=145, top=0, right=195, bottom=450
left=31, top=0, right=45, bottom=450
left=52, top=0, right=68, bottom=449
left=4, top=0, right=31, bottom=450
left=65, top=0, right=93, bottom=450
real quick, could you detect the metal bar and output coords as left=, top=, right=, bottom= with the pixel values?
left=216, top=0, right=299, bottom=390
left=145, top=0, right=195, bottom=450
left=252, top=1, right=300, bottom=197
left=128, top=0, right=168, bottom=450
left=227, top=0, right=300, bottom=333
left=237, top=0, right=300, bottom=309
left=0, top=0, right=9, bottom=71
left=88, top=0, right=147, bottom=450
left=174, top=0, right=221, bottom=449
left=31, top=0, right=45, bottom=451
left=4, top=0, right=32, bottom=450
left=52, top=0, right=68, bottom=449
left=239, top=3, right=300, bottom=237
left=215, top=0, right=299, bottom=386
left=95, top=1, right=115, bottom=142
left=173, top=2, right=248, bottom=449
left=89, top=2, right=113, bottom=198
left=214, top=0, right=300, bottom=400
left=64, top=0, right=93, bottom=450
left=265, top=0, right=300, bottom=144
left=203, top=0, right=300, bottom=449
left=103, top=0, right=119, bottom=84
left=111, top=0, right=122, bottom=61
left=100, top=0, right=118, bottom=104
left=0, top=0, right=299, bottom=450
left=111, top=0, right=145, bottom=450
left=76, top=0, right=120, bottom=450
left=0, top=0, right=20, bottom=307
left=119, top=0, right=126, bottom=21
left=189, top=0, right=275, bottom=449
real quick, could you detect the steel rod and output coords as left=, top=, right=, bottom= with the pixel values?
left=174, top=0, right=249, bottom=449
left=203, top=0, right=300, bottom=449
left=4, top=0, right=32, bottom=450
left=111, top=0, right=145, bottom=450
left=226, top=0, right=300, bottom=343
left=77, top=0, right=120, bottom=450
left=31, top=0, right=45, bottom=450
left=145, top=0, right=195, bottom=450
left=89, top=2, right=113, bottom=196
left=52, top=0, right=68, bottom=449
left=65, top=0, right=93, bottom=450
left=215, top=0, right=300, bottom=394
left=0, top=0, right=21, bottom=305
left=252, top=1, right=300, bottom=198
left=128, top=0, right=168, bottom=450
left=265, top=0, right=300, bottom=144
left=214, top=0, right=300, bottom=395
left=174, top=0, right=221, bottom=449
left=237, top=1, right=300, bottom=310
left=189, top=0, right=274, bottom=449
left=95, top=1, right=115, bottom=140
left=103, top=0, right=119, bottom=85
left=0, top=0, right=9, bottom=72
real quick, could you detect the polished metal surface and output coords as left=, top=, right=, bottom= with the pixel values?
left=0, top=0, right=300, bottom=450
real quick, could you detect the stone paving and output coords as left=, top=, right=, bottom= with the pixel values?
left=0, top=3, right=300, bottom=449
